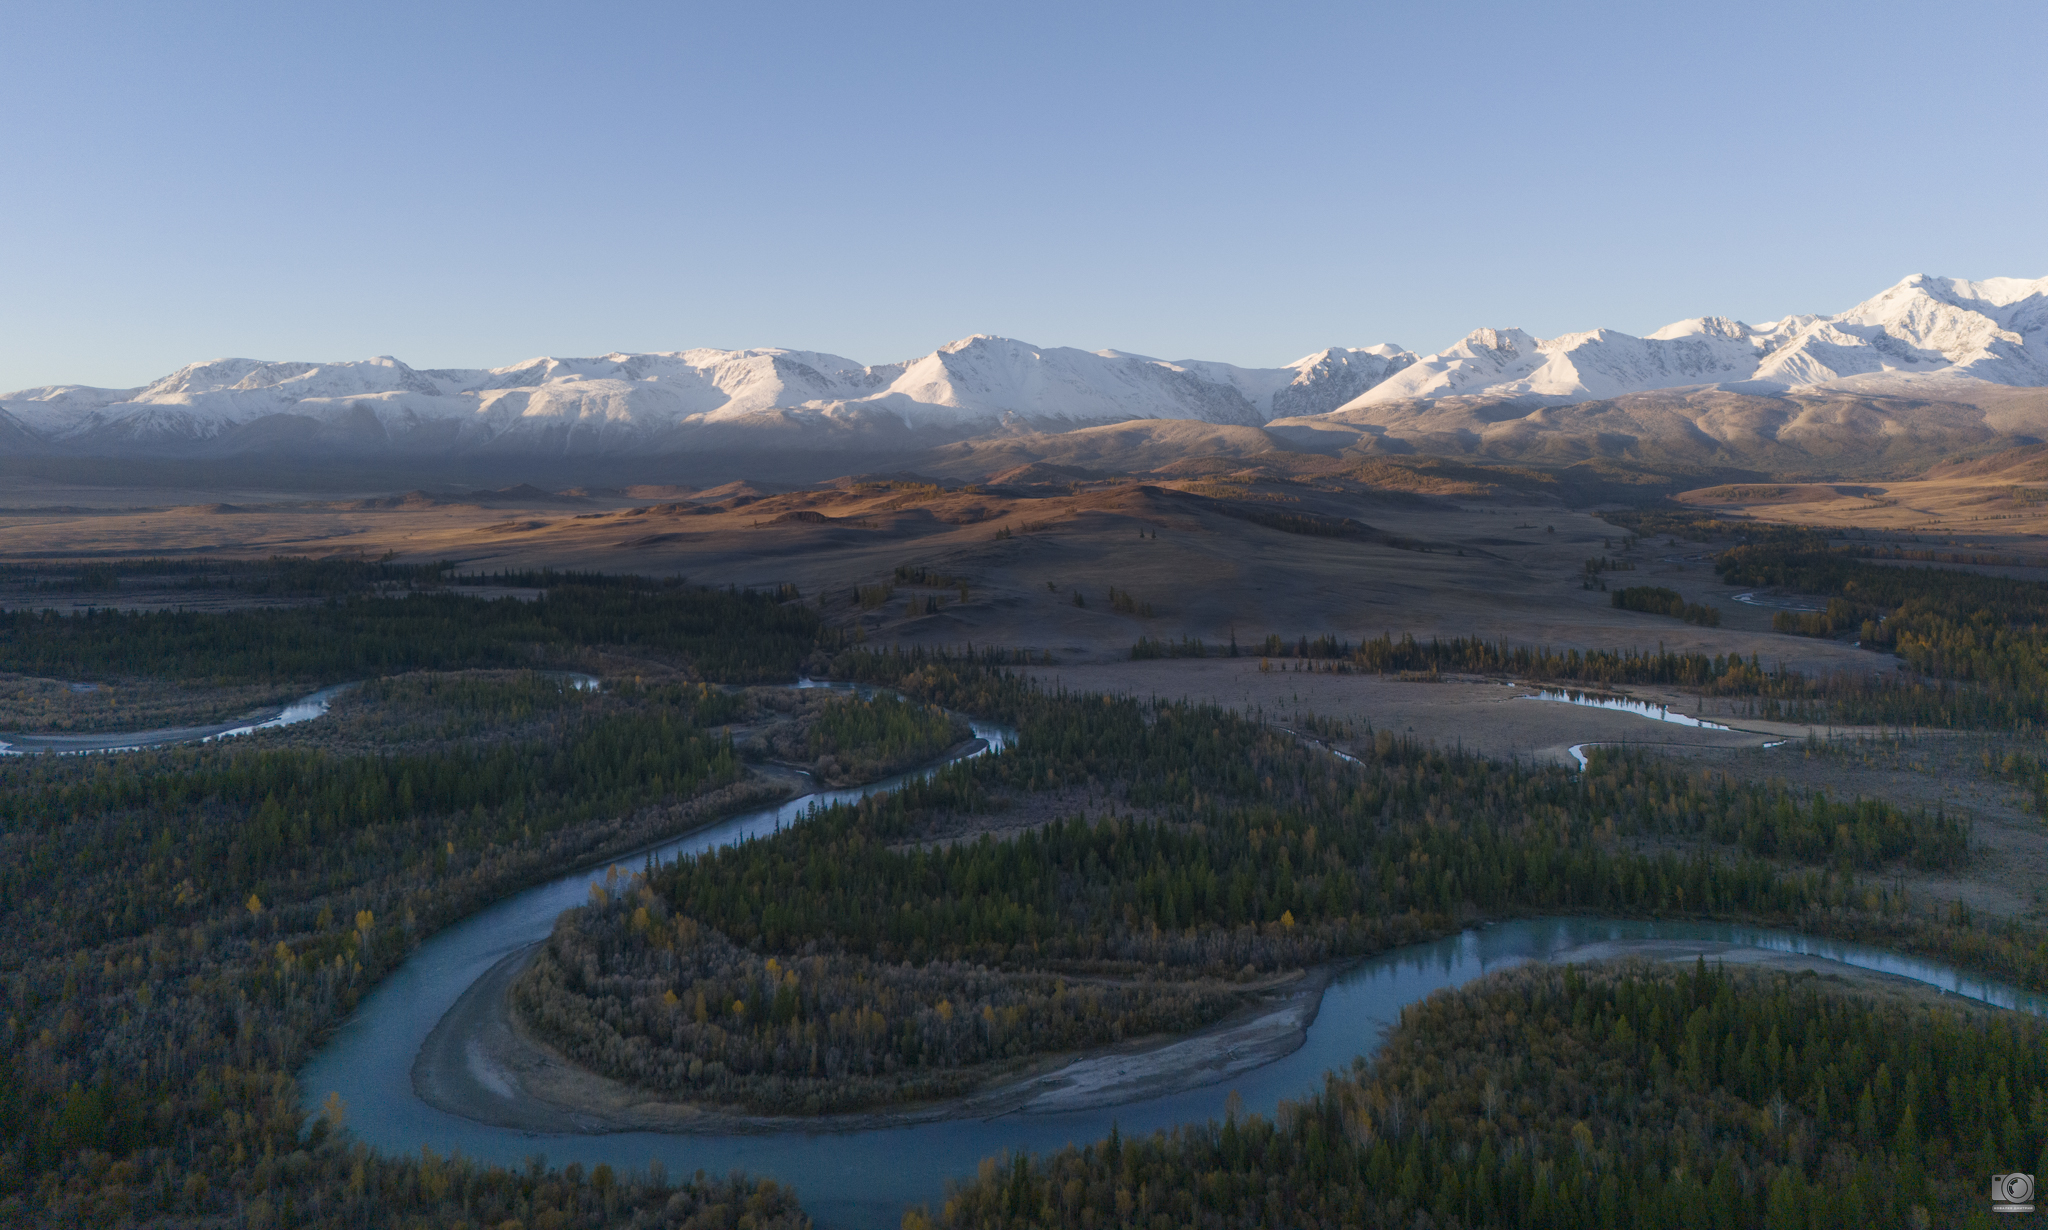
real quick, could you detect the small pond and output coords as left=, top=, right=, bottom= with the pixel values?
left=1520, top=687, right=1729, bottom=730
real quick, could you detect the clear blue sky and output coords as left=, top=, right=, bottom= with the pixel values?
left=4, top=0, right=2044, bottom=391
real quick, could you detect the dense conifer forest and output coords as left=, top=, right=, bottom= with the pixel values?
left=0, top=576, right=864, bottom=1228
left=1137, top=624, right=2048, bottom=731
left=0, top=677, right=753, bottom=952
left=513, top=652, right=2010, bottom=1116
left=4, top=553, right=2045, bottom=1228
left=0, top=581, right=828, bottom=685
left=922, top=961, right=2048, bottom=1230
left=740, top=692, right=971, bottom=786
left=1716, top=534, right=2048, bottom=697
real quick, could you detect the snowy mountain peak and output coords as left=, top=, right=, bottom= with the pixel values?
left=1257, top=349, right=1402, bottom=419
left=1894, top=273, right=2048, bottom=310
left=1645, top=316, right=1753, bottom=343
left=1462, top=327, right=1533, bottom=357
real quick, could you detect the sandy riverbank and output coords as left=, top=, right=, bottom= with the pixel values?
left=410, top=929, right=1984, bottom=1137
left=412, top=944, right=1331, bottom=1134
left=0, top=682, right=351, bottom=753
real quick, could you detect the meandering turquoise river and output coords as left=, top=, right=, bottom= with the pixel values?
left=299, top=704, right=2046, bottom=1229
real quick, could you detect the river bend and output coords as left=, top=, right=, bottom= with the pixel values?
left=299, top=710, right=2045, bottom=1229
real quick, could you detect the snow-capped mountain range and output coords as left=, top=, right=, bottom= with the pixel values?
left=2, top=274, right=2041, bottom=458
left=1343, top=274, right=2048, bottom=408
left=0, top=339, right=1415, bottom=455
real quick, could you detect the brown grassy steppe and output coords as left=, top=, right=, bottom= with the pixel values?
left=1675, top=441, right=2048, bottom=547
left=0, top=455, right=1976, bottom=767
left=0, top=462, right=1879, bottom=673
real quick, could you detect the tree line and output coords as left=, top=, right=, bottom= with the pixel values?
left=0, top=581, right=828, bottom=685
left=1340, top=633, right=2045, bottom=732
left=1612, top=585, right=1722, bottom=627
left=2, top=555, right=451, bottom=596
left=1718, top=536, right=2048, bottom=712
